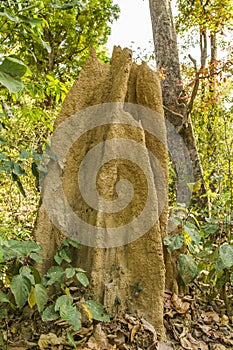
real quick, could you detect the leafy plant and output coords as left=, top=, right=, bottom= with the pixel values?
left=164, top=206, right=233, bottom=315
left=0, top=237, right=110, bottom=348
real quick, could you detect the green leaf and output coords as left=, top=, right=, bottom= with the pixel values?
left=34, top=284, right=48, bottom=312
left=10, top=275, right=31, bottom=308
left=20, top=266, right=35, bottom=285
left=54, top=246, right=71, bottom=265
left=55, top=295, right=72, bottom=312
left=0, top=137, right=6, bottom=145
left=59, top=304, right=81, bottom=331
left=218, top=243, right=233, bottom=269
left=45, top=266, right=64, bottom=286
left=0, top=71, right=24, bottom=93
left=0, top=56, right=27, bottom=77
left=13, top=162, right=26, bottom=175
left=18, top=15, right=43, bottom=27
left=184, top=223, right=201, bottom=245
left=65, top=267, right=75, bottom=279
left=42, top=305, right=59, bottom=321
left=30, top=252, right=42, bottom=264
left=0, top=292, right=10, bottom=304
left=76, top=272, right=89, bottom=287
left=51, top=2, right=82, bottom=10
left=83, top=300, right=110, bottom=322
left=0, top=11, right=19, bottom=23
left=67, top=331, right=76, bottom=348
left=163, top=234, right=184, bottom=253
left=177, top=254, right=199, bottom=285
left=62, top=238, right=81, bottom=249
left=201, top=224, right=219, bottom=237
left=18, top=150, right=31, bottom=159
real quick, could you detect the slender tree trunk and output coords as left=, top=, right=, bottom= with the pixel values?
left=149, top=0, right=208, bottom=292
left=149, top=0, right=206, bottom=189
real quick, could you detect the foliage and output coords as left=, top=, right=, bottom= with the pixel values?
left=0, top=237, right=110, bottom=348
left=164, top=206, right=233, bottom=315
left=0, top=0, right=119, bottom=240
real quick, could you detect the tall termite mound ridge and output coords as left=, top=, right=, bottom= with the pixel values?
left=33, top=46, right=168, bottom=335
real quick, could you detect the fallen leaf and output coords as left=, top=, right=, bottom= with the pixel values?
left=157, top=340, right=174, bottom=349
left=171, top=294, right=190, bottom=314
left=141, top=318, right=157, bottom=341
left=211, top=345, right=226, bottom=350
left=130, top=324, right=140, bottom=342
left=38, top=333, right=62, bottom=349
left=202, top=311, right=220, bottom=324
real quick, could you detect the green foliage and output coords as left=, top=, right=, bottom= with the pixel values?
left=0, top=238, right=110, bottom=347
left=0, top=0, right=119, bottom=240
left=164, top=207, right=233, bottom=305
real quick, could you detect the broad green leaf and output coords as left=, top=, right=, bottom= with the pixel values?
left=30, top=252, right=42, bottom=264
left=42, top=305, right=59, bottom=321
left=65, top=267, right=75, bottom=279
left=0, top=71, right=24, bottom=93
left=62, top=238, right=81, bottom=249
left=20, top=266, right=35, bottom=285
left=18, top=150, right=31, bottom=159
left=201, top=224, right=219, bottom=237
left=54, top=246, right=71, bottom=265
left=34, top=284, right=48, bottom=312
left=0, top=56, right=27, bottom=77
left=83, top=300, right=110, bottom=322
left=0, top=137, right=6, bottom=145
left=45, top=266, right=64, bottom=285
left=0, top=12, right=19, bottom=23
left=0, top=292, right=10, bottom=304
left=218, top=243, right=233, bottom=269
left=163, top=234, right=184, bottom=253
left=29, top=266, right=41, bottom=284
left=76, top=272, right=89, bottom=287
left=13, top=162, right=26, bottom=175
left=184, top=223, right=201, bottom=245
left=59, top=304, right=81, bottom=331
left=10, top=275, right=31, bottom=308
left=177, top=254, right=199, bottom=285
left=18, top=15, right=43, bottom=27
left=55, top=295, right=72, bottom=312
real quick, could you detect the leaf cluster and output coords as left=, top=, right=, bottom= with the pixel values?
left=0, top=237, right=110, bottom=349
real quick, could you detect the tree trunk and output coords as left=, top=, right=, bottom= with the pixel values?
left=149, top=0, right=205, bottom=192
left=149, top=0, right=207, bottom=292
left=33, top=47, right=168, bottom=337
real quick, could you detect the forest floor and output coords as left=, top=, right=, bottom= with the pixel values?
left=1, top=288, right=233, bottom=350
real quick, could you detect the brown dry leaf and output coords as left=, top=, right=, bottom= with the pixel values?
left=114, top=330, right=125, bottom=346
left=157, top=341, right=174, bottom=349
left=87, top=324, right=113, bottom=349
left=180, top=337, right=194, bottom=349
left=38, top=333, right=62, bottom=349
left=171, top=294, right=190, bottom=314
left=141, top=318, right=157, bottom=342
left=130, top=324, right=140, bottom=342
left=202, top=311, right=220, bottom=324
left=211, top=345, right=226, bottom=350
left=197, top=324, right=212, bottom=335
left=218, top=315, right=229, bottom=327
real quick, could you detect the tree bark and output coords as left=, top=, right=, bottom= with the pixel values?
left=149, top=0, right=208, bottom=292
left=149, top=0, right=206, bottom=191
